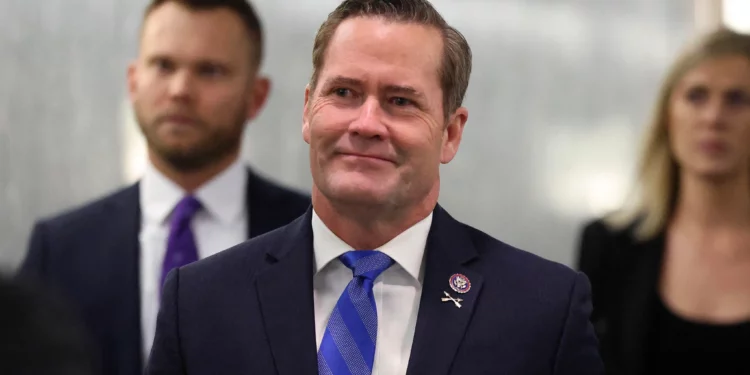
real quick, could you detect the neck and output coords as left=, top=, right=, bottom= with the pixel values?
left=148, top=150, right=239, bottom=193
left=312, top=183, right=439, bottom=250
left=672, top=171, right=750, bottom=229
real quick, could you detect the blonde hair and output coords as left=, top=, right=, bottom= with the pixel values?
left=606, top=28, right=750, bottom=241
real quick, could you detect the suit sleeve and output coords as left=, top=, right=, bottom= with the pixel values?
left=552, top=272, right=605, bottom=375
left=18, top=222, right=49, bottom=279
left=145, top=268, right=186, bottom=375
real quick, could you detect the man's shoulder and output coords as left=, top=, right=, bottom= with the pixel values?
left=180, top=216, right=299, bottom=280
left=34, top=184, right=139, bottom=232
left=22, top=184, right=139, bottom=274
left=456, top=222, right=590, bottom=335
left=247, top=167, right=309, bottom=205
left=461, top=222, right=581, bottom=288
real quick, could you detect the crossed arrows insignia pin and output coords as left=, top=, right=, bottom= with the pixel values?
left=441, top=291, right=463, bottom=308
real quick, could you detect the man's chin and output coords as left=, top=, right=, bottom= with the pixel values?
left=152, top=147, right=212, bottom=171
left=153, top=137, right=202, bottom=151
left=326, top=185, right=392, bottom=206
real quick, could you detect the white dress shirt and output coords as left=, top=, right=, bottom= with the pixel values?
left=312, top=209, right=433, bottom=375
left=139, top=159, right=248, bottom=359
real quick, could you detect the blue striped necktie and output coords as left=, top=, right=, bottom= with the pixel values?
left=318, top=250, right=394, bottom=375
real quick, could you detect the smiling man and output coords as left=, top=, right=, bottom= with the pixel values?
left=146, top=1, right=604, bottom=374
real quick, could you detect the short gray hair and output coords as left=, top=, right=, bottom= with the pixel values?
left=310, top=0, right=472, bottom=119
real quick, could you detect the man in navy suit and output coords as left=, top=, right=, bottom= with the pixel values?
left=147, top=0, right=604, bottom=374
left=17, top=1, right=309, bottom=374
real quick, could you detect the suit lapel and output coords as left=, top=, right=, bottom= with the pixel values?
left=406, top=205, right=483, bottom=375
left=108, top=184, right=144, bottom=372
left=620, top=233, right=664, bottom=374
left=256, top=208, right=318, bottom=374
left=245, top=167, right=280, bottom=238
left=245, top=168, right=258, bottom=238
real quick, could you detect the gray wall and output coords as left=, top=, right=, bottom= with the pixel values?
left=0, top=0, right=695, bottom=270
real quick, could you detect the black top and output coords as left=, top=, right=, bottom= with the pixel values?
left=646, top=295, right=750, bottom=374
left=577, top=218, right=750, bottom=375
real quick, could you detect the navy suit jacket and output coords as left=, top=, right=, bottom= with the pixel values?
left=17, top=168, right=310, bottom=375
left=147, top=205, right=604, bottom=375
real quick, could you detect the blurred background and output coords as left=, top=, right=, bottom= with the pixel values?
left=0, top=0, right=746, bottom=270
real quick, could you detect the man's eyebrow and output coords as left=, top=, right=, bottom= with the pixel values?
left=145, top=54, right=234, bottom=68
left=322, top=76, right=364, bottom=89
left=321, top=76, right=427, bottom=100
left=384, top=84, right=426, bottom=99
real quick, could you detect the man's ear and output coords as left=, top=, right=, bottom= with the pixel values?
left=440, top=107, right=468, bottom=164
left=303, top=84, right=312, bottom=144
left=126, top=61, right=138, bottom=102
left=245, top=76, right=271, bottom=121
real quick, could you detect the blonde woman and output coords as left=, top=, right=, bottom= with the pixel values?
left=577, top=28, right=750, bottom=374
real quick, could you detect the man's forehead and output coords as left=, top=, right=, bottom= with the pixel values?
left=324, top=19, right=441, bottom=70
left=330, top=17, right=443, bottom=54
left=141, top=4, right=250, bottom=51
left=318, top=48, right=441, bottom=96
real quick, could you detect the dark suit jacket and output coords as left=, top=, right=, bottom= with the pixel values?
left=147, top=204, right=604, bottom=375
left=576, top=219, right=665, bottom=375
left=0, top=275, right=95, bottom=375
left=17, top=167, right=310, bottom=375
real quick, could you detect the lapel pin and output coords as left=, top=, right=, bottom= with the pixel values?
left=442, top=291, right=463, bottom=308
left=449, top=273, right=471, bottom=294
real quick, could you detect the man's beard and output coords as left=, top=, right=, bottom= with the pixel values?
left=135, top=107, right=248, bottom=172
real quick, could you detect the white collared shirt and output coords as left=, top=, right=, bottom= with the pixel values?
left=312, top=209, right=432, bottom=375
left=139, top=159, right=248, bottom=359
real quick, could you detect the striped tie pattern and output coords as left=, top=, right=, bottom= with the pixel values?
left=318, top=250, right=394, bottom=375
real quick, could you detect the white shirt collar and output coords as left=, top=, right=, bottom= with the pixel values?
left=311, top=208, right=433, bottom=284
left=140, top=158, right=247, bottom=225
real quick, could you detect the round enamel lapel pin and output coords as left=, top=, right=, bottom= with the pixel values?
left=449, top=273, right=471, bottom=294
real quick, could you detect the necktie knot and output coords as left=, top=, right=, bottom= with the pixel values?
left=171, top=195, right=202, bottom=225
left=339, top=250, right=394, bottom=281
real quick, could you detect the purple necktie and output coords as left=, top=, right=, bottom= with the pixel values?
left=160, top=195, right=202, bottom=289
